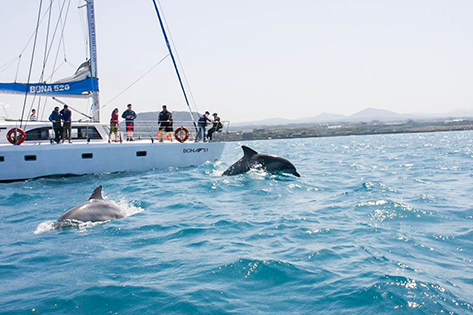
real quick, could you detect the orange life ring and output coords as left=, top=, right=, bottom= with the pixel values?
left=174, top=127, right=189, bottom=143
left=6, top=128, right=26, bottom=145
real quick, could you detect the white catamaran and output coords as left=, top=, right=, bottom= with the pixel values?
left=0, top=0, right=226, bottom=182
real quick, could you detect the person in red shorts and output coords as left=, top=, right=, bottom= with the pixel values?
left=121, top=103, right=137, bottom=141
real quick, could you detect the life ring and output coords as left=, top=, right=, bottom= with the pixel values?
left=174, top=127, right=189, bottom=143
left=6, top=128, right=26, bottom=145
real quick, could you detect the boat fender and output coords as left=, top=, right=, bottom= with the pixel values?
left=174, top=127, right=189, bottom=143
left=6, top=128, right=26, bottom=145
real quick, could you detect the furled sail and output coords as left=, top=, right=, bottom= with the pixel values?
left=0, top=61, right=98, bottom=98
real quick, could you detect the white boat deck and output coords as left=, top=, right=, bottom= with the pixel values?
left=0, top=120, right=227, bottom=182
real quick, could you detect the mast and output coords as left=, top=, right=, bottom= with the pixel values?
left=86, top=0, right=100, bottom=122
left=151, top=0, right=196, bottom=125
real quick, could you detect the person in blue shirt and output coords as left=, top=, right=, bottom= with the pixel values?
left=195, top=111, right=211, bottom=142
left=60, top=105, right=72, bottom=143
left=122, top=103, right=137, bottom=141
left=48, top=107, right=62, bottom=143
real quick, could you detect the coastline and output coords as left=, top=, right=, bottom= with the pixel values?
left=225, top=119, right=473, bottom=141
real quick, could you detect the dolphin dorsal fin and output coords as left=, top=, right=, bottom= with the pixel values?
left=242, top=146, right=258, bottom=158
left=89, top=185, right=104, bottom=200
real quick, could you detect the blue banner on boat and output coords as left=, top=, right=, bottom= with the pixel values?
left=0, top=78, right=98, bottom=97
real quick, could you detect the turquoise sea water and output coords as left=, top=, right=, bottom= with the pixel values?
left=1, top=131, right=472, bottom=314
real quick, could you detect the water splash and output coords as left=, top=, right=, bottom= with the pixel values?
left=33, top=199, right=143, bottom=234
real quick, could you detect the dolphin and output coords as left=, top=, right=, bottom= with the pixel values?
left=59, top=186, right=125, bottom=223
left=223, top=146, right=300, bottom=177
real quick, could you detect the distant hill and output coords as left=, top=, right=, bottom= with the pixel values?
left=230, top=107, right=473, bottom=129
left=313, top=112, right=347, bottom=122
left=347, top=108, right=414, bottom=121
left=297, top=112, right=347, bottom=124
left=122, top=108, right=473, bottom=132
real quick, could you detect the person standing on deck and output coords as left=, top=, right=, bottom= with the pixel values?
left=109, top=108, right=120, bottom=143
left=122, top=103, right=137, bottom=141
left=158, top=105, right=173, bottom=142
left=207, top=113, right=222, bottom=141
left=48, top=107, right=62, bottom=143
left=60, top=105, right=72, bottom=143
left=30, top=109, right=37, bottom=121
left=195, top=111, right=211, bottom=142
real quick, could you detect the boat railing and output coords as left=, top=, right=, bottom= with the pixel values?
left=108, top=120, right=231, bottom=142
left=0, top=120, right=230, bottom=144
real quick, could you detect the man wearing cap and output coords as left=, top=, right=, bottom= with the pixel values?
left=122, top=103, right=137, bottom=141
left=207, top=112, right=221, bottom=141
left=48, top=107, right=62, bottom=143
left=195, top=111, right=212, bottom=142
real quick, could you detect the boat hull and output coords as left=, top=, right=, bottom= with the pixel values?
left=0, top=141, right=225, bottom=182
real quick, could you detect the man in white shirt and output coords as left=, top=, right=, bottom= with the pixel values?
left=30, top=109, right=37, bottom=121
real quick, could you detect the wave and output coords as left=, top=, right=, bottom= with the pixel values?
left=354, top=198, right=435, bottom=223
left=3, top=284, right=205, bottom=315
left=212, top=258, right=312, bottom=285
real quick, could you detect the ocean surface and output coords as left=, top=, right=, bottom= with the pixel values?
left=1, top=131, right=472, bottom=314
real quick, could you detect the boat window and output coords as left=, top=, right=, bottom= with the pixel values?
left=25, top=127, right=53, bottom=141
left=136, top=151, right=147, bottom=157
left=71, top=128, right=78, bottom=139
left=24, top=155, right=37, bottom=161
left=82, top=153, right=93, bottom=159
left=0, top=156, right=4, bottom=162
left=75, top=127, right=102, bottom=140
left=25, top=126, right=102, bottom=141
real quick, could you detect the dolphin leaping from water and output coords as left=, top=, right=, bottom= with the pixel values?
left=59, top=186, right=125, bottom=223
left=223, top=146, right=300, bottom=177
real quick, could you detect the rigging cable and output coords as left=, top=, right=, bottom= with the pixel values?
left=100, top=54, right=170, bottom=109
left=159, top=1, right=200, bottom=116
left=40, top=0, right=54, bottom=82
left=14, top=55, right=22, bottom=83
left=0, top=56, right=20, bottom=75
left=20, top=0, right=44, bottom=129
left=53, top=0, right=73, bottom=69
left=38, top=0, right=73, bottom=121
left=45, top=0, right=73, bottom=83
left=151, top=0, right=197, bottom=129
left=26, top=0, right=63, bottom=123
left=42, top=0, right=71, bottom=71
left=13, top=1, right=57, bottom=83
left=35, top=0, right=54, bottom=121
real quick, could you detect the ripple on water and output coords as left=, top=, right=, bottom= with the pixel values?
left=354, top=199, right=435, bottom=224
left=1, top=134, right=473, bottom=314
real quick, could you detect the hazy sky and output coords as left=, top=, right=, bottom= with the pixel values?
left=1, top=0, right=473, bottom=123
